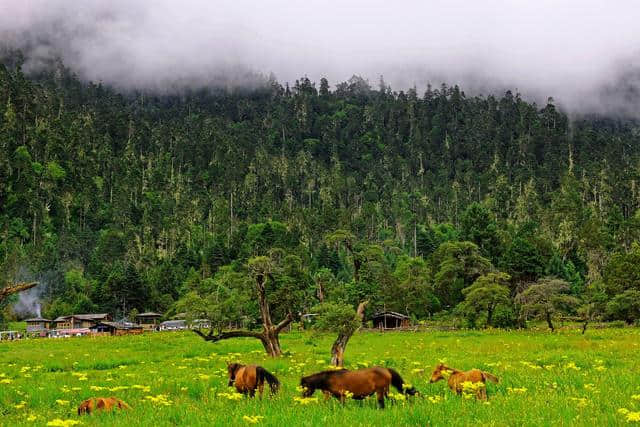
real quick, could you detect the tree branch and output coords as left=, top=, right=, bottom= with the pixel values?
left=0, top=282, right=38, bottom=303
left=356, top=300, right=369, bottom=320
left=275, top=312, right=294, bottom=333
left=192, top=329, right=265, bottom=342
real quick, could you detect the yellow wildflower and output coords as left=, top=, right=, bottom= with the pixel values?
left=144, top=394, right=173, bottom=406
left=428, top=395, right=443, bottom=403
left=389, top=391, right=407, bottom=401
left=27, top=414, right=37, bottom=421
left=627, top=412, right=640, bottom=422
left=631, top=394, right=640, bottom=401
left=293, top=396, right=319, bottom=405
left=56, top=399, right=70, bottom=406
left=1, top=378, right=12, bottom=384
left=46, top=419, right=82, bottom=427
left=569, top=397, right=589, bottom=408
left=507, top=387, right=527, bottom=394
left=242, top=415, right=264, bottom=424
left=218, top=392, right=244, bottom=401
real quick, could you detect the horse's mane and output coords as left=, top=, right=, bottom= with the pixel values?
left=228, top=363, right=245, bottom=376
left=302, top=369, right=348, bottom=387
left=439, top=364, right=461, bottom=374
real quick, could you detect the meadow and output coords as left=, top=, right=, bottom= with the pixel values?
left=1, top=327, right=639, bottom=426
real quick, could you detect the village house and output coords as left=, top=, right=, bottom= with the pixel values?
left=135, top=312, right=163, bottom=330
left=52, top=313, right=112, bottom=330
left=25, top=317, right=52, bottom=333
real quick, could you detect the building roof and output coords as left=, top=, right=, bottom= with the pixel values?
left=73, top=313, right=110, bottom=320
left=371, top=311, right=410, bottom=319
left=25, top=317, right=51, bottom=322
left=53, top=314, right=109, bottom=322
left=136, top=312, right=162, bottom=318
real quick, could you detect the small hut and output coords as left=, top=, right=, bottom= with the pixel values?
left=136, top=312, right=163, bottom=330
left=25, top=317, right=51, bottom=333
left=371, top=311, right=410, bottom=329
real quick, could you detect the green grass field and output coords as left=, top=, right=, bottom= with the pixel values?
left=1, top=327, right=639, bottom=426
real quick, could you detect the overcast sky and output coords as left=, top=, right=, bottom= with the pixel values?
left=1, top=1, right=639, bottom=115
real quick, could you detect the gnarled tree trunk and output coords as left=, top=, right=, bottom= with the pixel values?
left=546, top=311, right=555, bottom=332
left=0, top=282, right=38, bottom=304
left=193, top=313, right=293, bottom=357
left=331, top=301, right=368, bottom=367
left=193, top=269, right=293, bottom=357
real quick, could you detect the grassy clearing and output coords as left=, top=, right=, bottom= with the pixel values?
left=1, top=328, right=639, bottom=426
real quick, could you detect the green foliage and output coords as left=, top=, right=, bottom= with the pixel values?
left=311, top=301, right=359, bottom=336
left=605, top=290, right=640, bottom=324
left=0, top=58, right=639, bottom=327
left=432, top=241, right=493, bottom=309
left=603, top=243, right=640, bottom=296
left=515, top=277, right=580, bottom=330
left=460, top=202, right=501, bottom=261
left=458, top=272, right=511, bottom=328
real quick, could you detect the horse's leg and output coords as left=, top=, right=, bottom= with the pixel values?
left=339, top=392, right=346, bottom=405
left=376, top=389, right=385, bottom=409
left=258, top=382, right=264, bottom=399
left=477, top=386, right=487, bottom=401
left=323, top=391, right=331, bottom=401
left=249, top=387, right=256, bottom=398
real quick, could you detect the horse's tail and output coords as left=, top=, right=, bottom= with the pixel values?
left=388, top=368, right=417, bottom=395
left=257, top=366, right=280, bottom=394
left=481, top=371, right=499, bottom=384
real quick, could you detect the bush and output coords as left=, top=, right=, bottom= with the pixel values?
left=492, top=304, right=517, bottom=328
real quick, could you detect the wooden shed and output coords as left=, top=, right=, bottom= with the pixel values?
left=136, top=312, right=163, bottom=330
left=371, top=311, right=410, bottom=329
left=90, top=321, right=143, bottom=336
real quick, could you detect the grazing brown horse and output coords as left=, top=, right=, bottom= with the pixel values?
left=300, top=367, right=417, bottom=408
left=77, top=397, right=131, bottom=415
left=227, top=363, right=280, bottom=397
left=429, top=363, right=499, bottom=400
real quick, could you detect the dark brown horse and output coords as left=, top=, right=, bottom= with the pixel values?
left=227, top=363, right=279, bottom=397
left=300, top=367, right=417, bottom=408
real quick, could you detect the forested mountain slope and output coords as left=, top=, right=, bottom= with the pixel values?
left=1, top=58, right=639, bottom=325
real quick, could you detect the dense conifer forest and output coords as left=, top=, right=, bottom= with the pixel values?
left=1, top=54, right=640, bottom=328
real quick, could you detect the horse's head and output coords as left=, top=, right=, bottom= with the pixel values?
left=227, top=363, right=241, bottom=387
left=429, top=363, right=447, bottom=383
left=300, top=377, right=315, bottom=397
